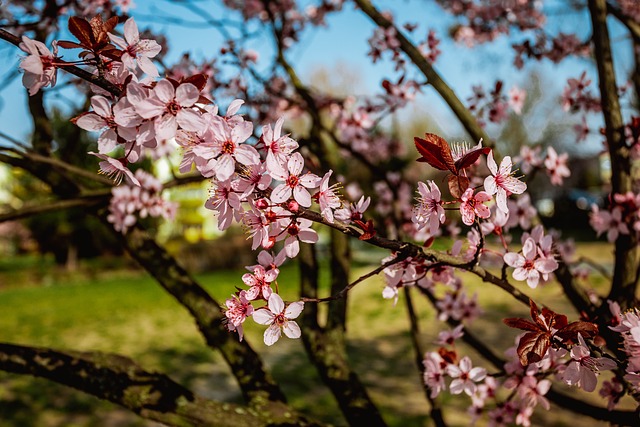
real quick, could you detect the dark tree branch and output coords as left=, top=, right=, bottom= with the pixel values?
left=0, top=29, right=123, bottom=97
left=403, top=287, right=448, bottom=427
left=0, top=194, right=108, bottom=223
left=0, top=343, right=319, bottom=427
left=589, top=0, right=640, bottom=308
left=353, top=0, right=493, bottom=147
left=416, top=287, right=640, bottom=425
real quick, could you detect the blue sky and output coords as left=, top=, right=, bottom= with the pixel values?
left=0, top=0, right=634, bottom=152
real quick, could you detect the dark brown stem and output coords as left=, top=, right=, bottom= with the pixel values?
left=0, top=194, right=108, bottom=223
left=403, top=288, right=448, bottom=427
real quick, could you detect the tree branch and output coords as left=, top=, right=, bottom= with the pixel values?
left=0, top=194, right=108, bottom=223
left=0, top=342, right=319, bottom=427
left=589, top=0, right=640, bottom=308
left=353, top=0, right=493, bottom=146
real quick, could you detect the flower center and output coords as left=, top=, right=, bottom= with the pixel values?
left=286, top=175, right=299, bottom=188
left=222, top=140, right=235, bottom=154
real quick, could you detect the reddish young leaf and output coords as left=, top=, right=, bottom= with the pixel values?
left=554, top=321, right=598, bottom=344
left=503, top=317, right=539, bottom=332
left=414, top=133, right=456, bottom=173
left=104, top=16, right=119, bottom=34
left=184, top=74, right=208, bottom=92
left=438, top=347, right=457, bottom=365
left=454, top=145, right=491, bottom=171
left=355, top=219, right=376, bottom=240
left=517, top=331, right=549, bottom=365
left=68, top=17, right=94, bottom=47
left=57, top=40, right=84, bottom=49
left=447, top=174, right=469, bottom=199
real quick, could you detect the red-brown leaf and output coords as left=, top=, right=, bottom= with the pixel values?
left=454, top=146, right=491, bottom=170
left=104, top=16, right=120, bottom=33
left=503, top=318, right=540, bottom=332
left=554, top=321, right=599, bottom=343
left=68, top=17, right=94, bottom=47
left=414, top=133, right=456, bottom=173
left=184, top=74, right=208, bottom=91
left=447, top=174, right=469, bottom=199
left=57, top=40, right=84, bottom=49
left=517, top=331, right=550, bottom=366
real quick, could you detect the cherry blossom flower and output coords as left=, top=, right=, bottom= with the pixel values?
left=563, top=334, right=617, bottom=392
left=109, top=17, right=162, bottom=77
left=460, top=188, right=492, bottom=226
left=334, top=195, right=370, bottom=224
left=447, top=356, right=487, bottom=395
left=508, top=85, right=526, bottom=114
left=516, top=145, right=542, bottom=174
left=278, top=217, right=318, bottom=258
left=484, top=151, right=527, bottom=213
left=436, top=324, right=464, bottom=346
left=89, top=152, right=140, bottom=186
left=135, top=79, right=203, bottom=141
left=224, top=290, right=254, bottom=341
left=505, top=194, right=536, bottom=231
left=413, top=180, right=446, bottom=234
left=544, top=147, right=570, bottom=186
left=503, top=238, right=558, bottom=288
left=270, top=152, right=320, bottom=207
left=599, top=377, right=624, bottom=411
left=589, top=205, right=629, bottom=242
left=260, top=117, right=299, bottom=176
left=252, top=293, right=304, bottom=346
left=517, top=375, right=551, bottom=410
left=205, top=179, right=243, bottom=230
left=19, top=36, right=58, bottom=95
left=242, top=265, right=277, bottom=301
left=315, top=170, right=342, bottom=223
left=423, top=352, right=447, bottom=398
left=74, top=96, right=140, bottom=153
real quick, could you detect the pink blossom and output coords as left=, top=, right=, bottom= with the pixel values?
left=460, top=188, right=492, bottom=226
left=242, top=265, right=278, bottom=301
left=88, top=152, right=140, bottom=186
left=224, top=290, right=254, bottom=341
left=18, top=36, right=58, bottom=95
left=271, top=153, right=320, bottom=207
left=505, top=194, right=536, bottom=231
left=135, top=79, right=203, bottom=141
left=423, top=352, right=447, bottom=398
left=260, top=117, right=299, bottom=176
left=315, top=170, right=342, bottom=223
left=515, top=145, right=542, bottom=174
left=543, top=147, right=570, bottom=186
left=436, top=324, right=464, bottom=346
left=413, top=180, right=446, bottom=234
left=503, top=238, right=558, bottom=288
left=446, top=356, right=487, bottom=396
left=278, top=218, right=318, bottom=258
left=517, top=375, right=551, bottom=410
left=563, top=334, right=617, bottom=392
left=109, top=18, right=162, bottom=77
left=74, top=96, right=140, bottom=153
left=204, top=179, right=242, bottom=231
left=484, top=151, right=527, bottom=213
left=508, top=85, right=526, bottom=114
left=334, top=195, right=370, bottom=224
left=252, top=293, right=304, bottom=346
left=589, top=205, right=629, bottom=242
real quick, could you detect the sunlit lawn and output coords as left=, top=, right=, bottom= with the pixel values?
left=0, top=242, right=622, bottom=426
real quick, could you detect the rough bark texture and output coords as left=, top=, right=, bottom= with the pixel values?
left=590, top=0, right=640, bottom=308
left=0, top=343, right=317, bottom=427
left=298, top=243, right=387, bottom=427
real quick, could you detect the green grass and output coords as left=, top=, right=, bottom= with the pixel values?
left=0, top=245, right=622, bottom=426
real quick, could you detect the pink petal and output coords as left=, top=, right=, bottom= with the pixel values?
left=282, top=321, right=301, bottom=339
left=123, top=18, right=140, bottom=45
left=270, top=184, right=292, bottom=204
left=263, top=324, right=281, bottom=346
left=268, top=293, right=285, bottom=314
left=252, top=308, right=275, bottom=325
left=285, top=301, right=304, bottom=319
left=176, top=83, right=199, bottom=107
left=288, top=152, right=305, bottom=176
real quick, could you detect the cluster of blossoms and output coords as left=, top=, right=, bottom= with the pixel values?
left=515, top=145, right=570, bottom=186
left=423, top=299, right=624, bottom=426
left=105, top=169, right=177, bottom=233
left=466, top=81, right=527, bottom=125
left=14, top=6, right=640, bottom=424
left=441, top=0, right=546, bottom=45
left=590, top=192, right=640, bottom=243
